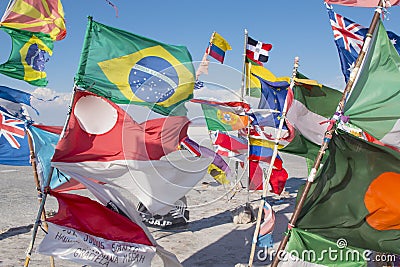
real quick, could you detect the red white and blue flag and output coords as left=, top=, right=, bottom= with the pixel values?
left=328, top=7, right=400, bottom=82
left=0, top=110, right=30, bottom=166
left=246, top=36, right=272, bottom=65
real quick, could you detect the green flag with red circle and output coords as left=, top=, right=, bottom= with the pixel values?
left=296, top=130, right=400, bottom=254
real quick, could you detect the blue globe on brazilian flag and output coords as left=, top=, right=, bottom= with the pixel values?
left=75, top=17, right=195, bottom=116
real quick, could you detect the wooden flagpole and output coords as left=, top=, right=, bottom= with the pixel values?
left=248, top=57, right=299, bottom=267
left=271, top=2, right=385, bottom=266
left=24, top=86, right=79, bottom=267
left=26, top=128, right=55, bottom=267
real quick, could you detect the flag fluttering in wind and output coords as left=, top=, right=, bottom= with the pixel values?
left=283, top=73, right=342, bottom=160
left=37, top=191, right=157, bottom=267
left=296, top=130, right=400, bottom=254
left=52, top=90, right=210, bottom=215
left=0, top=110, right=29, bottom=166
left=344, top=20, right=400, bottom=151
left=325, top=0, right=400, bottom=7
left=254, top=76, right=290, bottom=129
left=245, top=63, right=290, bottom=98
left=201, top=104, right=249, bottom=131
left=327, top=7, right=400, bottom=82
left=0, top=0, right=66, bottom=41
left=0, top=27, right=53, bottom=86
left=246, top=36, right=272, bottom=66
left=27, top=125, right=75, bottom=191
left=180, top=137, right=231, bottom=184
left=75, top=17, right=195, bottom=116
left=207, top=32, right=232, bottom=64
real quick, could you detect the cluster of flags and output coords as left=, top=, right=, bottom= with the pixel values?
left=0, top=0, right=399, bottom=266
left=277, top=2, right=400, bottom=266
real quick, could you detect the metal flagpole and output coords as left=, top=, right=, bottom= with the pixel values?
left=24, top=85, right=79, bottom=266
left=26, top=128, right=55, bottom=267
left=271, top=1, right=385, bottom=266
left=248, top=57, right=300, bottom=267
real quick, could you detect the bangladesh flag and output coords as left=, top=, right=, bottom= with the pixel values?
left=281, top=73, right=342, bottom=160
left=344, top=20, right=400, bottom=151
left=201, top=104, right=248, bottom=131
left=75, top=17, right=195, bottom=116
left=0, top=26, right=53, bottom=86
left=296, top=130, right=400, bottom=254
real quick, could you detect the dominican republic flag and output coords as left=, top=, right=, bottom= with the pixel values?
left=51, top=90, right=210, bottom=215
left=37, top=191, right=157, bottom=267
left=246, top=36, right=272, bottom=65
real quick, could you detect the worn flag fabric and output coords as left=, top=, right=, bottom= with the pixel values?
left=56, top=178, right=183, bottom=267
left=211, top=131, right=248, bottom=155
left=37, top=191, right=157, bottom=266
left=246, top=36, right=272, bottom=65
left=328, top=7, right=400, bottom=82
left=297, top=130, right=400, bottom=254
left=257, top=201, right=275, bottom=248
left=180, top=137, right=231, bottom=184
left=0, top=85, right=41, bottom=118
left=75, top=17, right=195, bottom=116
left=0, top=26, right=53, bottom=86
left=27, top=125, right=74, bottom=191
left=207, top=32, right=232, bottom=64
left=0, top=0, right=66, bottom=41
left=201, top=104, right=248, bottom=131
left=281, top=228, right=367, bottom=267
left=246, top=63, right=291, bottom=98
left=344, top=20, right=400, bottom=151
left=325, top=0, right=400, bottom=7
left=51, top=90, right=209, bottom=215
left=248, top=160, right=288, bottom=194
left=255, top=75, right=290, bottom=129
left=283, top=73, right=342, bottom=160
left=0, top=110, right=29, bottom=166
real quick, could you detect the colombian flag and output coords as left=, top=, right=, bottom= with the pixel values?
left=208, top=32, right=231, bottom=64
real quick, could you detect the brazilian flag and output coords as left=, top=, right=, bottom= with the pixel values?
left=75, top=17, right=195, bottom=116
left=297, top=130, right=400, bottom=254
left=0, top=26, right=53, bottom=87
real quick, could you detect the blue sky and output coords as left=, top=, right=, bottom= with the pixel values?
left=0, top=0, right=399, bottom=124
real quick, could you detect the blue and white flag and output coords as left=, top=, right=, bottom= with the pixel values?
left=0, top=110, right=30, bottom=166
left=327, top=7, right=400, bottom=82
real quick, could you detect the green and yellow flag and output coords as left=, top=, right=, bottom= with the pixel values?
left=0, top=26, right=53, bottom=86
left=75, top=17, right=195, bottom=116
left=297, top=130, right=400, bottom=254
left=201, top=104, right=248, bottom=131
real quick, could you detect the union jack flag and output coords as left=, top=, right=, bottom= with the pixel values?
left=327, top=7, right=400, bottom=82
left=0, top=111, right=26, bottom=149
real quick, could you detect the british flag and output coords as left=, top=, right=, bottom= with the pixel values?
left=327, top=7, right=400, bottom=82
left=0, top=111, right=26, bottom=149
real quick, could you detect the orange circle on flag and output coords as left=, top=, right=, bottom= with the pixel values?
left=364, top=172, right=400, bottom=231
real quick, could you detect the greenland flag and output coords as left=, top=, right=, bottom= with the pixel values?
left=51, top=90, right=211, bottom=215
left=37, top=192, right=156, bottom=267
